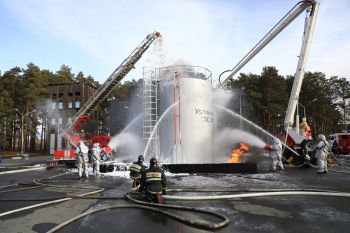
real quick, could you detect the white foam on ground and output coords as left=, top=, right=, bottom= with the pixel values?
left=165, top=172, right=190, bottom=177
left=171, top=174, right=232, bottom=187
left=101, top=170, right=130, bottom=179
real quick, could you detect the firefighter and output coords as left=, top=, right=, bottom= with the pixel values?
left=75, top=140, right=89, bottom=178
left=91, top=143, right=101, bottom=175
left=299, top=117, right=312, bottom=139
left=331, top=139, right=339, bottom=156
left=130, top=155, right=146, bottom=188
left=315, top=134, right=329, bottom=174
left=100, top=146, right=112, bottom=161
left=264, top=138, right=284, bottom=172
left=140, top=157, right=167, bottom=203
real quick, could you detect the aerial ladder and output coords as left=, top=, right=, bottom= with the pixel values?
left=55, top=31, right=161, bottom=161
left=219, top=0, right=319, bottom=156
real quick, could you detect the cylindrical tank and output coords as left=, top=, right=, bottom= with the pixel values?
left=157, top=66, right=214, bottom=164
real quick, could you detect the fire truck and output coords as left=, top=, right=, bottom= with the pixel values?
left=329, top=133, right=350, bottom=155
left=220, top=1, right=320, bottom=162
left=53, top=31, right=161, bottom=163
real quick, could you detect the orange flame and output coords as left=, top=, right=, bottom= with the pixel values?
left=228, top=142, right=250, bottom=163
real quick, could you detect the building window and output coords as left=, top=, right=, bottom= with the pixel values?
left=58, top=117, right=62, bottom=125
left=75, top=101, right=80, bottom=108
left=52, top=102, right=56, bottom=109
left=68, top=102, right=73, bottom=109
left=51, top=118, right=56, bottom=125
left=58, top=93, right=63, bottom=101
left=58, top=102, right=63, bottom=109
left=68, top=117, right=72, bottom=124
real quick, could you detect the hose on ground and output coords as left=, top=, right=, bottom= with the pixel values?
left=0, top=180, right=99, bottom=195
left=0, top=188, right=104, bottom=217
left=44, top=191, right=230, bottom=232
left=0, top=187, right=342, bottom=201
left=31, top=180, right=100, bottom=190
left=126, top=192, right=229, bottom=229
left=0, top=185, right=44, bottom=194
left=0, top=172, right=105, bottom=217
left=163, top=190, right=350, bottom=201
left=0, top=195, right=126, bottom=202
left=45, top=187, right=350, bottom=232
left=328, top=169, right=350, bottom=174
left=46, top=201, right=229, bottom=233
left=166, top=188, right=341, bottom=193
left=329, top=152, right=350, bottom=170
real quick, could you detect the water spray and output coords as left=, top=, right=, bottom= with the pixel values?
left=214, top=104, right=301, bottom=157
left=143, top=101, right=179, bottom=158
left=121, top=113, right=144, bottom=133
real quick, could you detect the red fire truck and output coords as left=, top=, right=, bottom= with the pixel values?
left=329, top=133, right=350, bottom=155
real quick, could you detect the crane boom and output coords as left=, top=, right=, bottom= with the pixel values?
left=221, top=1, right=317, bottom=86
left=63, top=31, right=161, bottom=146
left=284, top=3, right=319, bottom=130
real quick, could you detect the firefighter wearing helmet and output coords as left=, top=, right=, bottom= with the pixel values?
left=91, top=143, right=101, bottom=175
left=140, top=157, right=167, bottom=203
left=264, top=138, right=284, bottom=172
left=315, top=134, right=329, bottom=174
left=129, top=155, right=146, bottom=188
left=299, top=117, right=312, bottom=139
left=75, top=140, right=89, bottom=178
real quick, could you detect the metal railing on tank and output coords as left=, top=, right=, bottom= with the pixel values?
left=156, top=65, right=212, bottom=83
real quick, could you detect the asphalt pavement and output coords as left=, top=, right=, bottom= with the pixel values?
left=0, top=157, right=350, bottom=233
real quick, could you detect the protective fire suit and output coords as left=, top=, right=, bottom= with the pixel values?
left=76, top=141, right=89, bottom=178
left=315, top=134, right=328, bottom=173
left=130, top=156, right=146, bottom=187
left=269, top=139, right=284, bottom=171
left=299, top=117, right=311, bottom=137
left=91, top=143, right=101, bottom=175
left=140, top=165, right=167, bottom=203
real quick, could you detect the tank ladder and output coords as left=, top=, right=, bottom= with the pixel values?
left=143, top=67, right=160, bottom=159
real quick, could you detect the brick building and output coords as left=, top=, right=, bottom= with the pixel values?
left=47, top=82, right=106, bottom=154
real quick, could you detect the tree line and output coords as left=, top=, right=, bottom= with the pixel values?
left=0, top=64, right=349, bottom=153
left=229, top=66, right=350, bottom=137
left=0, top=63, right=137, bottom=153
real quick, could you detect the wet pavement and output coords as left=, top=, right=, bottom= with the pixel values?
left=0, top=157, right=350, bottom=233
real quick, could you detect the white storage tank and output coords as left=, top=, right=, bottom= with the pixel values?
left=157, top=66, right=214, bottom=164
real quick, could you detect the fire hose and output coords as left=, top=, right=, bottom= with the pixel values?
left=47, top=192, right=230, bottom=233
left=329, top=152, right=350, bottom=170
left=0, top=174, right=230, bottom=231
left=45, top=186, right=350, bottom=232
left=0, top=188, right=104, bottom=217
left=2, top=169, right=350, bottom=231
left=162, top=190, right=350, bottom=201
left=2, top=177, right=350, bottom=232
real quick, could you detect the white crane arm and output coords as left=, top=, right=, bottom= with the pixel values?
left=221, top=1, right=317, bottom=87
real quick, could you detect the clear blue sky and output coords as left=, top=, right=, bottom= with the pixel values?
left=1, top=0, right=349, bottom=84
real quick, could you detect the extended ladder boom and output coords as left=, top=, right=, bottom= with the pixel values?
left=221, top=1, right=317, bottom=86
left=64, top=31, right=161, bottom=145
left=284, top=3, right=319, bottom=129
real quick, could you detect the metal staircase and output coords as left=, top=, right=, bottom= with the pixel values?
left=143, top=67, right=159, bottom=158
